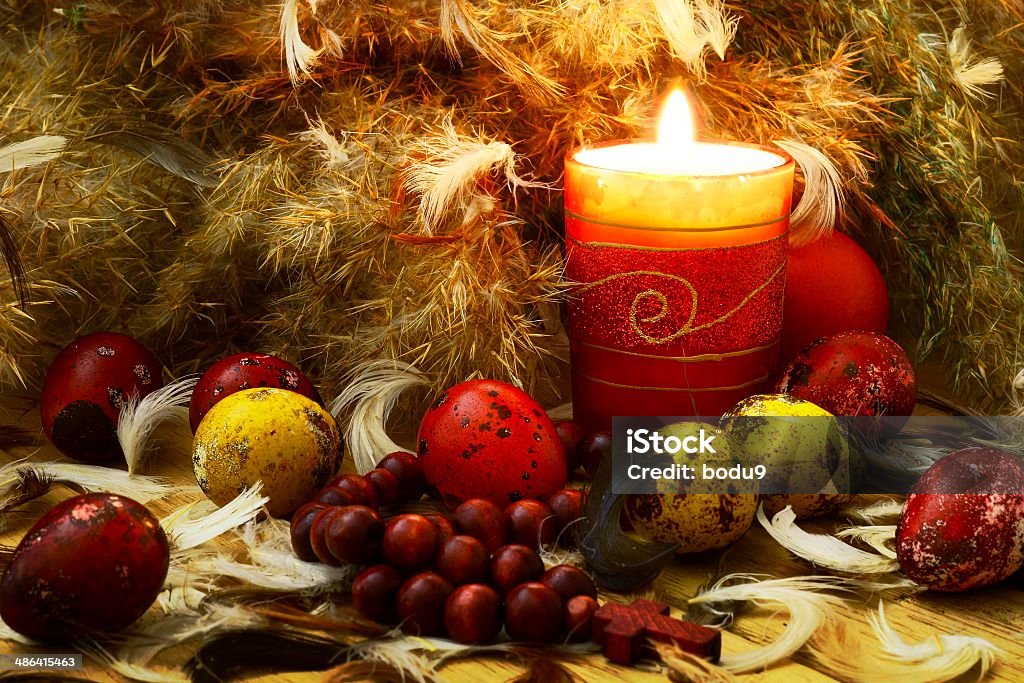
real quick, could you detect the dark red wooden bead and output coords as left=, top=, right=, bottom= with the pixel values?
left=290, top=502, right=330, bottom=562
left=424, top=513, right=456, bottom=546
left=554, top=421, right=587, bottom=472
left=323, top=505, right=384, bottom=565
left=397, top=572, right=454, bottom=637
left=377, top=451, right=427, bottom=502
left=546, top=489, right=584, bottom=546
left=504, top=582, right=563, bottom=643
left=365, top=468, right=400, bottom=506
left=435, top=535, right=489, bottom=585
left=579, top=432, right=611, bottom=479
left=352, top=564, right=404, bottom=624
left=309, top=507, right=344, bottom=566
left=312, top=486, right=355, bottom=508
left=542, top=565, right=597, bottom=601
left=504, top=499, right=557, bottom=550
left=444, top=584, right=502, bottom=644
left=452, top=498, right=507, bottom=553
left=564, top=595, right=599, bottom=643
left=325, top=473, right=379, bottom=509
left=382, top=514, right=438, bottom=572
left=489, top=544, right=544, bottom=596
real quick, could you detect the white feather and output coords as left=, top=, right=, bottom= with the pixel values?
left=405, top=117, right=549, bottom=233
left=758, top=505, right=899, bottom=574
left=280, top=0, right=321, bottom=84
left=188, top=519, right=355, bottom=592
left=835, top=525, right=898, bottom=559
left=695, top=0, right=737, bottom=60
left=78, top=640, right=189, bottom=683
left=0, top=459, right=173, bottom=502
left=546, top=402, right=573, bottom=422
left=0, top=135, right=67, bottom=173
left=689, top=573, right=849, bottom=673
left=842, top=498, right=904, bottom=524
left=330, top=360, right=429, bottom=474
left=773, top=139, right=845, bottom=246
left=812, top=602, right=1001, bottom=682
left=161, top=483, right=268, bottom=551
left=117, top=375, right=198, bottom=475
left=949, top=27, right=1003, bottom=100
left=653, top=0, right=736, bottom=78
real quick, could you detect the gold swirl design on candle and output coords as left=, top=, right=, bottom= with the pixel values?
left=577, top=264, right=785, bottom=345
left=573, top=369, right=770, bottom=393
left=575, top=338, right=778, bottom=362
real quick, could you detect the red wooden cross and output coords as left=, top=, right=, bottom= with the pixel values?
left=592, top=599, right=721, bottom=666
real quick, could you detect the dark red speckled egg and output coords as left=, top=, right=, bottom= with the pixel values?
left=189, top=352, right=322, bottom=432
left=416, top=379, right=567, bottom=508
left=897, top=448, right=1024, bottom=592
left=40, top=332, right=164, bottom=462
left=0, top=493, right=169, bottom=642
left=775, top=330, right=916, bottom=416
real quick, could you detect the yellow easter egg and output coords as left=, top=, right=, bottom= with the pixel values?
left=192, top=387, right=343, bottom=517
left=722, top=393, right=859, bottom=519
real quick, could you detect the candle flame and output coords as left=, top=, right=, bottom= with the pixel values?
left=657, top=89, right=695, bottom=150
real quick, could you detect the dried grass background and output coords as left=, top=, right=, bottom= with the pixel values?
left=0, top=0, right=1021, bottom=419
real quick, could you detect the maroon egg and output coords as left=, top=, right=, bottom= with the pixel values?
left=189, top=352, right=322, bottom=433
left=40, top=332, right=164, bottom=462
left=312, top=486, right=355, bottom=507
left=444, top=584, right=502, bottom=644
left=324, top=505, right=384, bottom=565
left=397, top=572, right=454, bottom=636
left=776, top=331, right=916, bottom=417
left=376, top=451, right=427, bottom=502
left=324, top=473, right=380, bottom=509
left=504, top=582, right=564, bottom=643
left=382, top=514, right=439, bottom=572
left=435, top=535, right=489, bottom=585
left=490, top=544, right=544, bottom=595
left=897, top=448, right=1024, bottom=592
left=352, top=564, right=405, bottom=624
left=424, top=513, right=457, bottom=546
left=541, top=565, right=597, bottom=601
left=505, top=499, right=557, bottom=550
left=0, top=493, right=169, bottom=642
left=452, top=498, right=508, bottom=553
left=365, top=468, right=400, bottom=506
left=554, top=421, right=587, bottom=472
left=564, top=595, right=599, bottom=643
left=290, top=502, right=330, bottom=562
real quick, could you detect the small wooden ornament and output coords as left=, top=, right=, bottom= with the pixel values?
left=592, top=599, right=721, bottom=666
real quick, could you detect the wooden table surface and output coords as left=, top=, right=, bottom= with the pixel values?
left=1, top=391, right=1022, bottom=682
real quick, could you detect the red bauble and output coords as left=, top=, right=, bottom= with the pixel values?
left=897, top=448, right=1024, bottom=592
left=782, top=231, right=889, bottom=362
left=189, top=352, right=322, bottom=432
left=416, top=379, right=567, bottom=508
left=775, top=330, right=916, bottom=416
left=40, top=332, right=163, bottom=462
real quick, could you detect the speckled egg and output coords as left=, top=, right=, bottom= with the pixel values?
left=775, top=331, right=916, bottom=417
left=0, top=493, right=169, bottom=642
left=417, top=379, right=567, bottom=509
left=624, top=422, right=756, bottom=553
left=40, top=332, right=164, bottom=462
left=897, top=448, right=1024, bottom=592
left=189, top=352, right=323, bottom=433
left=192, top=388, right=343, bottom=517
left=722, top=394, right=859, bottom=520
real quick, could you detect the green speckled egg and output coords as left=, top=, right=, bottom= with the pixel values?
left=192, top=387, right=342, bottom=517
left=625, top=422, right=756, bottom=554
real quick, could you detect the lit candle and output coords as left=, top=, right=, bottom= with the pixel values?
left=564, top=90, right=795, bottom=431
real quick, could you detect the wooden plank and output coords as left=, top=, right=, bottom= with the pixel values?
left=0, top=394, right=1018, bottom=681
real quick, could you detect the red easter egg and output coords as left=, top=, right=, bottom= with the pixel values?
left=775, top=331, right=916, bottom=416
left=897, top=448, right=1024, bottom=592
left=189, top=352, right=322, bottom=432
left=40, top=332, right=164, bottom=462
left=417, top=380, right=567, bottom=508
left=782, top=231, right=889, bottom=361
left=0, top=493, right=169, bottom=641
